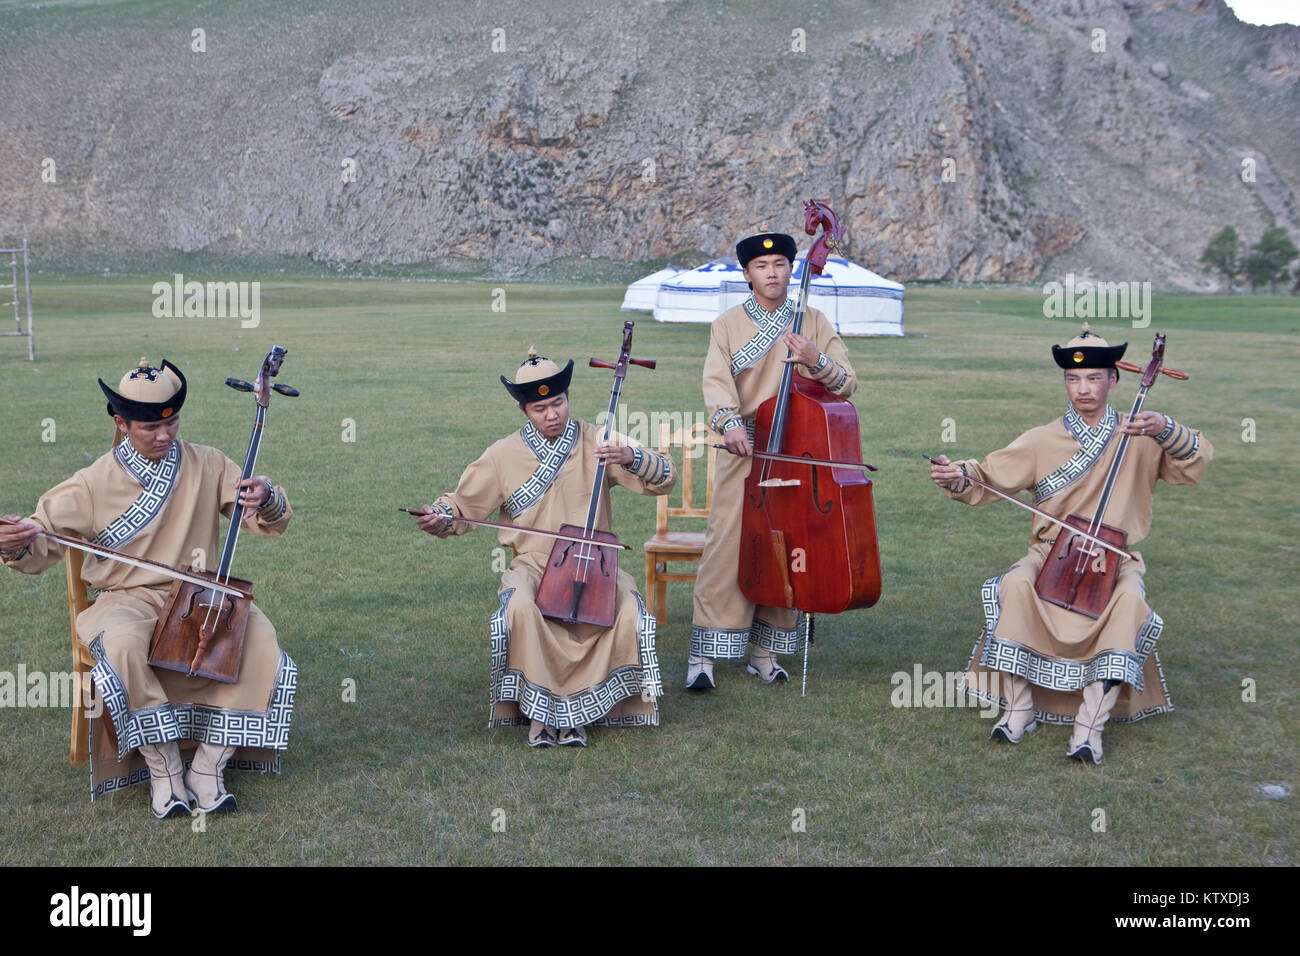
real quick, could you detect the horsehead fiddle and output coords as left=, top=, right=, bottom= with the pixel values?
left=533, top=321, right=655, bottom=628
left=738, top=200, right=883, bottom=617
left=1032, top=333, right=1179, bottom=618
left=148, top=346, right=299, bottom=682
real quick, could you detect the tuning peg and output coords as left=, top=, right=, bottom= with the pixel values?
left=272, top=383, right=300, bottom=397
left=226, top=378, right=255, bottom=392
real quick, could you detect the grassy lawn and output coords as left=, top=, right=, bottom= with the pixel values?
left=0, top=279, right=1295, bottom=865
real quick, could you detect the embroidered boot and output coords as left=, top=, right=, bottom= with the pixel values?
left=185, top=743, right=238, bottom=814
left=745, top=645, right=789, bottom=684
left=138, top=742, right=192, bottom=819
left=1067, top=680, right=1123, bottom=765
left=989, top=674, right=1037, bottom=743
left=685, top=654, right=715, bottom=691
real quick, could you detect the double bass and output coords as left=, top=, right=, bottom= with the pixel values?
left=738, top=200, right=882, bottom=616
left=534, top=321, right=655, bottom=627
left=149, top=346, right=299, bottom=681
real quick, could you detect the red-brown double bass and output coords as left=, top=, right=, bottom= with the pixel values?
left=738, top=201, right=882, bottom=615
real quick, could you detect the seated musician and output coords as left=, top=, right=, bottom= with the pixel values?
left=929, top=326, right=1211, bottom=763
left=414, top=349, right=674, bottom=748
left=0, top=358, right=295, bottom=817
left=687, top=232, right=858, bottom=690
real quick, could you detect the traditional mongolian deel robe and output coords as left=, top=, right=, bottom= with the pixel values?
left=430, top=419, right=675, bottom=729
left=691, top=299, right=858, bottom=659
left=946, top=406, right=1211, bottom=724
left=1, top=438, right=294, bottom=797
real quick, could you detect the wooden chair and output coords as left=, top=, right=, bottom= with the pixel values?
left=65, top=548, right=110, bottom=765
left=642, top=422, right=722, bottom=624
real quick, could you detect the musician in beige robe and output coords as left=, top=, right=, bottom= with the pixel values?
left=688, top=232, right=859, bottom=690
left=930, top=327, right=1211, bottom=763
left=415, top=351, right=674, bottom=747
left=0, top=358, right=294, bottom=817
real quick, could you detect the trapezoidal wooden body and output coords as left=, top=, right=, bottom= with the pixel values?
left=1033, top=514, right=1128, bottom=620
left=149, top=569, right=254, bottom=683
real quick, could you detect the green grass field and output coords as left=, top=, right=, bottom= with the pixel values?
left=0, top=280, right=1295, bottom=865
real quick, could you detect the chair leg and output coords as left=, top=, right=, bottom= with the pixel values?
left=644, top=552, right=657, bottom=622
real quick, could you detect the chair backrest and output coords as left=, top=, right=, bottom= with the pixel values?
left=655, top=421, right=723, bottom=534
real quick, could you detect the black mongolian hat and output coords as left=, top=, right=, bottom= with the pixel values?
left=736, top=232, right=797, bottom=269
left=500, top=348, right=574, bottom=404
left=99, top=357, right=187, bottom=421
left=1051, top=323, right=1127, bottom=370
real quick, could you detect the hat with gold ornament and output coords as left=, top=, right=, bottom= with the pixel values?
left=1051, top=323, right=1127, bottom=370
left=500, top=347, right=574, bottom=404
left=99, top=357, right=187, bottom=421
left=736, top=232, right=797, bottom=269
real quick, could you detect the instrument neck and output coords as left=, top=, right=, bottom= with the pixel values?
left=216, top=404, right=266, bottom=580
left=765, top=264, right=814, bottom=456
left=1087, top=384, right=1149, bottom=532
left=584, top=375, right=624, bottom=536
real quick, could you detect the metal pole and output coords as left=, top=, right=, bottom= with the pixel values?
left=23, top=238, right=33, bottom=360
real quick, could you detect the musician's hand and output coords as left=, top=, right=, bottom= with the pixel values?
left=238, top=476, right=273, bottom=510
left=1121, top=411, right=1165, bottom=440
left=929, top=455, right=965, bottom=491
left=0, top=514, right=40, bottom=554
left=781, top=332, right=821, bottom=368
left=412, top=505, right=452, bottom=535
left=724, top=427, right=753, bottom=457
left=595, top=442, right=635, bottom=467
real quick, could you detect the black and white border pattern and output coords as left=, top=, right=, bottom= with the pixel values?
left=973, top=573, right=1165, bottom=695
left=731, top=298, right=793, bottom=375
left=1034, top=405, right=1117, bottom=503
left=95, top=441, right=181, bottom=549
left=89, top=633, right=296, bottom=761
left=488, top=587, right=661, bottom=729
left=503, top=420, right=579, bottom=518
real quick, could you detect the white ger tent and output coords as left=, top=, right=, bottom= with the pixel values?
left=620, top=266, right=682, bottom=311
left=648, top=255, right=904, bottom=336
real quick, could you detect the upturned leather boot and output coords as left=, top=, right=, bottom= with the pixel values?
left=989, top=673, right=1038, bottom=744
left=185, top=743, right=238, bottom=814
left=1067, top=680, right=1122, bottom=764
left=138, top=742, right=192, bottom=819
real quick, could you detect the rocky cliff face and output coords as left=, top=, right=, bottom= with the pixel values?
left=0, top=0, right=1295, bottom=289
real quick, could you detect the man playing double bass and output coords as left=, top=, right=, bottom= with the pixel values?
left=929, top=326, right=1211, bottom=763
left=0, top=358, right=296, bottom=817
left=413, top=349, right=675, bottom=747
left=687, top=232, right=858, bottom=690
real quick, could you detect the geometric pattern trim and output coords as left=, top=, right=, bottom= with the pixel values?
left=751, top=615, right=804, bottom=655
left=487, top=586, right=661, bottom=729
left=1158, top=420, right=1200, bottom=461
left=89, top=632, right=297, bottom=761
left=95, top=440, right=181, bottom=549
left=1034, top=405, right=1117, bottom=504
left=627, top=446, right=674, bottom=490
left=961, top=629, right=1174, bottom=726
left=691, top=616, right=802, bottom=658
left=91, top=754, right=282, bottom=801
left=732, top=298, right=794, bottom=376
left=504, top=420, right=579, bottom=519
left=975, top=573, right=1161, bottom=692
left=691, top=625, right=752, bottom=659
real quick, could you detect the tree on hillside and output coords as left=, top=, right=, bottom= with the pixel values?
left=1247, top=226, right=1299, bottom=294
left=1199, top=226, right=1240, bottom=293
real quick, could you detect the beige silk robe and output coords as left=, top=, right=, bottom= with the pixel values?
left=946, top=406, right=1211, bottom=724
left=431, top=418, right=675, bottom=729
left=2, top=438, right=295, bottom=797
left=691, top=300, right=859, bottom=659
